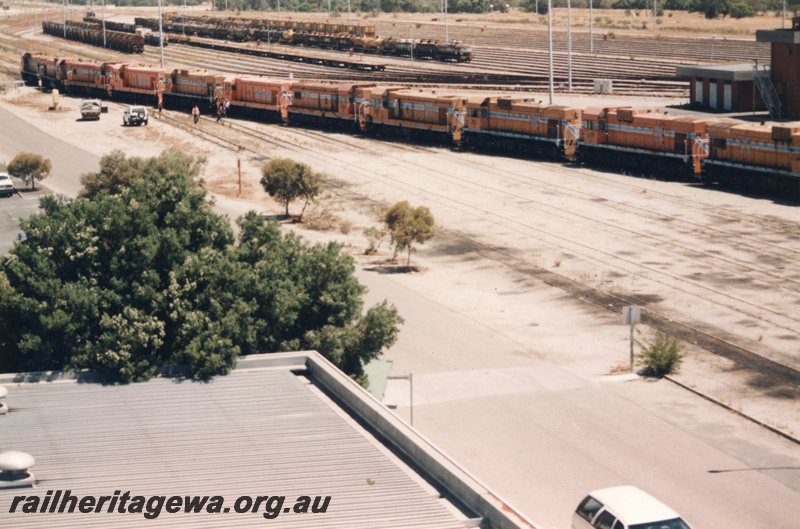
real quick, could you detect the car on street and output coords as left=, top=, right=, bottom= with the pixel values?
left=0, top=172, right=16, bottom=197
left=572, top=486, right=693, bottom=529
left=123, top=105, right=149, bottom=126
left=80, top=99, right=103, bottom=120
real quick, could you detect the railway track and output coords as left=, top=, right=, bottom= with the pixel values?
left=158, top=108, right=800, bottom=391
left=141, top=40, right=686, bottom=96
left=374, top=18, right=771, bottom=63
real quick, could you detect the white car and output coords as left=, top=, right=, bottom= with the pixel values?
left=123, top=106, right=149, bottom=126
left=572, top=486, right=693, bottom=529
left=0, top=172, right=16, bottom=198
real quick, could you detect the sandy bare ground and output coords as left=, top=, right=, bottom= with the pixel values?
left=1, top=84, right=798, bottom=447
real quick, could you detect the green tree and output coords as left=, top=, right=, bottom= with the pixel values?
left=690, top=0, right=731, bottom=17
left=663, top=0, right=690, bottom=9
left=384, top=201, right=436, bottom=268
left=728, top=1, right=754, bottom=16
left=449, top=0, right=490, bottom=12
left=7, top=152, right=52, bottom=191
left=523, top=0, right=549, bottom=13
left=260, top=158, right=322, bottom=221
left=0, top=152, right=401, bottom=385
left=80, top=148, right=207, bottom=198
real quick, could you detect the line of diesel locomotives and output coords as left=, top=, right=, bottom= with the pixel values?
left=20, top=52, right=800, bottom=201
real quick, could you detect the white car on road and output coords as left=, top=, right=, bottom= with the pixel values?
left=0, top=172, right=16, bottom=198
left=572, top=486, right=693, bottom=529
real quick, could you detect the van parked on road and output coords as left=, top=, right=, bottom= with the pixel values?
left=572, top=486, right=693, bottom=529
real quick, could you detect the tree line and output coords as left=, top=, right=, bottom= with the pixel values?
left=69, top=0, right=796, bottom=18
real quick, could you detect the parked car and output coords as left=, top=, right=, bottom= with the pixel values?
left=123, top=105, right=149, bottom=126
left=572, top=486, right=693, bottom=529
left=80, top=99, right=102, bottom=120
left=0, top=172, right=16, bottom=197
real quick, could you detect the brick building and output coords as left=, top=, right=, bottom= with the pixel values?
left=756, top=17, right=800, bottom=119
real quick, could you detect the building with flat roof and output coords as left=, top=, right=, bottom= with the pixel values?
left=0, top=352, right=536, bottom=529
left=675, top=63, right=764, bottom=113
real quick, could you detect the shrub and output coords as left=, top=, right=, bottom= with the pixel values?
left=637, top=331, right=684, bottom=377
left=729, top=1, right=755, bottom=17
left=363, top=226, right=386, bottom=254
left=384, top=201, right=435, bottom=268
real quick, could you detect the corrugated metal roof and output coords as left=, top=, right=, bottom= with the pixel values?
left=0, top=362, right=478, bottom=529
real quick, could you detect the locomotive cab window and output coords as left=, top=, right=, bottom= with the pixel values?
left=294, top=91, right=303, bottom=99
left=582, top=120, right=596, bottom=131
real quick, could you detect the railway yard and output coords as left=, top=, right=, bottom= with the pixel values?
left=0, top=7, right=773, bottom=94
left=1, top=7, right=800, bottom=527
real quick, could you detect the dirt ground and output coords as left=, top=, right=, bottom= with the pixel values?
left=1, top=82, right=798, bottom=451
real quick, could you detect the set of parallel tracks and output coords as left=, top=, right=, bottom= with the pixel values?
left=142, top=42, right=687, bottom=96
left=161, top=110, right=800, bottom=392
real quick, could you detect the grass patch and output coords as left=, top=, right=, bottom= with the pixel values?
left=670, top=26, right=752, bottom=34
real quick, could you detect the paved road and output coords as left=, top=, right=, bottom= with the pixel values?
left=3, top=105, right=799, bottom=529
left=358, top=269, right=800, bottom=529
left=0, top=106, right=99, bottom=199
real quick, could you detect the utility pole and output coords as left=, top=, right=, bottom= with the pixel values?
left=653, top=0, right=657, bottom=34
left=568, top=0, right=572, bottom=92
left=410, top=25, right=414, bottom=61
left=158, top=0, right=164, bottom=68
left=547, top=0, right=553, bottom=104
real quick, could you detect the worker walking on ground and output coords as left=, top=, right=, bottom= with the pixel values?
left=192, top=105, right=199, bottom=125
